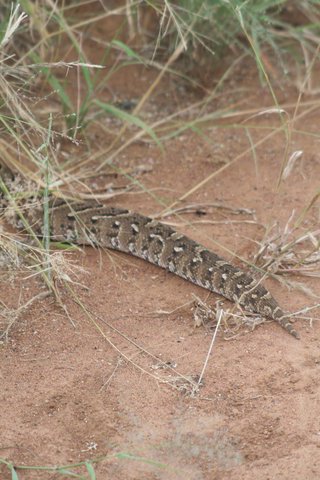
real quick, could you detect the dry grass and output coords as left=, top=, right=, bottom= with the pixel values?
left=1, top=1, right=319, bottom=338
left=1, top=1, right=320, bottom=474
left=254, top=216, right=320, bottom=280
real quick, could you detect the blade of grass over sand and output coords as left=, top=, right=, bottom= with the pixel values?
left=65, top=282, right=198, bottom=390
left=48, top=7, right=103, bottom=135
left=38, top=113, right=53, bottom=282
left=28, top=53, right=105, bottom=133
left=84, top=88, right=256, bottom=174
left=29, top=52, right=74, bottom=111
left=26, top=21, right=147, bottom=137
left=111, top=39, right=148, bottom=65
left=0, top=452, right=170, bottom=478
left=232, top=3, right=291, bottom=187
left=160, top=102, right=320, bottom=217
left=0, top=115, right=50, bottom=175
left=0, top=457, right=99, bottom=479
left=14, top=4, right=138, bottom=69
left=100, top=3, right=202, bottom=155
left=83, top=96, right=320, bottom=175
left=193, top=309, right=223, bottom=396
left=46, top=4, right=156, bottom=138
left=281, top=44, right=320, bottom=184
left=295, top=188, right=320, bottom=229
left=94, top=99, right=163, bottom=149
left=115, top=452, right=168, bottom=469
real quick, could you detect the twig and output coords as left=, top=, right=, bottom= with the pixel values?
left=192, top=309, right=223, bottom=396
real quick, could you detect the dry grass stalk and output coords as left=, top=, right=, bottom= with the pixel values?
left=254, top=214, right=320, bottom=279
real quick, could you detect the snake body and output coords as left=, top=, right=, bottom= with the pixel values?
left=0, top=161, right=298, bottom=338
left=37, top=202, right=299, bottom=339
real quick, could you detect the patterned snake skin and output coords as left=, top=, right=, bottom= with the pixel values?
left=33, top=202, right=299, bottom=339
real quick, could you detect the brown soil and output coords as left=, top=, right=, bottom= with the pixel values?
left=1, top=9, right=320, bottom=480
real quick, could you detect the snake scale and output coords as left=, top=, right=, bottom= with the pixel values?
left=30, top=201, right=299, bottom=339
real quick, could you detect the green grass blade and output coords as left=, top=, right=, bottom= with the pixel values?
left=84, top=461, right=96, bottom=480
left=28, top=52, right=74, bottom=112
left=111, top=39, right=147, bottom=65
left=115, top=452, right=167, bottom=468
left=94, top=100, right=163, bottom=149
left=11, top=467, right=19, bottom=480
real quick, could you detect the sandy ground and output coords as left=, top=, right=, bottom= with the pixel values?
left=1, top=7, right=320, bottom=480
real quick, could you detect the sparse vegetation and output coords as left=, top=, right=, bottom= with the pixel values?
left=1, top=1, right=320, bottom=478
left=0, top=453, right=168, bottom=479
